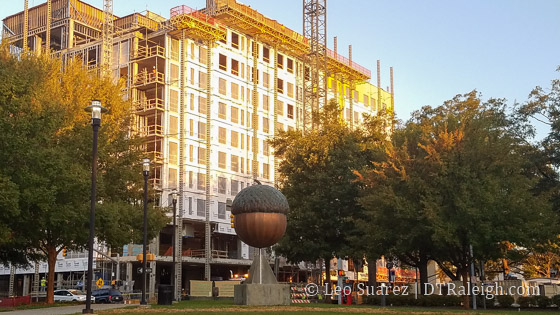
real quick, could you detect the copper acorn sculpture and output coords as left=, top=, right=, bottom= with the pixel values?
left=231, top=182, right=289, bottom=249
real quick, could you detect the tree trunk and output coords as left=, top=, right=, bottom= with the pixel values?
left=418, top=256, right=429, bottom=295
left=324, top=256, right=331, bottom=301
left=367, top=256, right=377, bottom=293
left=46, top=245, right=57, bottom=304
left=461, top=268, right=470, bottom=310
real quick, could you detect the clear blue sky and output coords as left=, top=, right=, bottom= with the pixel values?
left=2, top=0, right=559, bottom=126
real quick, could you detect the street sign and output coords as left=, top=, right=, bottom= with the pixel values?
left=96, top=277, right=104, bottom=289
left=146, top=267, right=152, bottom=273
left=137, top=267, right=152, bottom=274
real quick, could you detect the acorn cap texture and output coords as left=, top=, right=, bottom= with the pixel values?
left=231, top=184, right=289, bottom=215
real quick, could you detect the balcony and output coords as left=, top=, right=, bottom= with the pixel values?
left=131, top=46, right=165, bottom=60
left=143, top=124, right=163, bottom=137
left=145, top=151, right=164, bottom=164
left=133, top=71, right=165, bottom=89
left=134, top=98, right=165, bottom=114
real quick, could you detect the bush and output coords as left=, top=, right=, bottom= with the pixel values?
left=496, top=295, right=514, bottom=308
left=534, top=296, right=551, bottom=308
left=517, top=296, right=536, bottom=308
left=363, top=294, right=461, bottom=307
left=552, top=294, right=560, bottom=308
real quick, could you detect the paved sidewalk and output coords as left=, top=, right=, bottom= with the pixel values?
left=0, top=303, right=130, bottom=315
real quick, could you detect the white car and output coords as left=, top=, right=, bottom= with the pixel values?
left=53, top=289, right=95, bottom=303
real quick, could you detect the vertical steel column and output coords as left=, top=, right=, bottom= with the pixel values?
left=102, top=0, right=114, bottom=76
left=46, top=0, right=51, bottom=52
left=204, top=40, right=212, bottom=281
left=377, top=60, right=381, bottom=112
left=273, top=44, right=279, bottom=186
left=23, top=0, right=28, bottom=52
left=252, top=37, right=259, bottom=180
left=176, top=30, right=187, bottom=299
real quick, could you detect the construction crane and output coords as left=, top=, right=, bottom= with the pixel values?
left=46, top=0, right=51, bottom=52
left=303, top=0, right=327, bottom=131
left=102, top=0, right=114, bottom=75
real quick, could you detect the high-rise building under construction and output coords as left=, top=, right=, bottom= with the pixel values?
left=1, top=0, right=395, bottom=299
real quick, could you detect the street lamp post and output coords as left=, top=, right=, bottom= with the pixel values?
left=83, top=100, right=107, bottom=314
left=141, top=158, right=150, bottom=305
left=171, top=190, right=178, bottom=301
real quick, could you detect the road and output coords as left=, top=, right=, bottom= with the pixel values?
left=0, top=303, right=130, bottom=315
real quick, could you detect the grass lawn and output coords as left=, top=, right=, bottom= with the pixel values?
left=95, top=299, right=558, bottom=315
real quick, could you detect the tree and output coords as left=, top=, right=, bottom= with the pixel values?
left=0, top=50, right=168, bottom=303
left=358, top=91, right=556, bottom=308
left=271, top=100, right=386, bottom=285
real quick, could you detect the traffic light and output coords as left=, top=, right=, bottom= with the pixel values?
left=230, top=213, right=235, bottom=228
left=62, top=247, right=67, bottom=257
left=337, top=270, right=345, bottom=277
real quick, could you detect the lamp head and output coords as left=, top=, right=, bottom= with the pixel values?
left=85, top=100, right=108, bottom=121
left=171, top=189, right=178, bottom=202
left=142, top=158, right=150, bottom=173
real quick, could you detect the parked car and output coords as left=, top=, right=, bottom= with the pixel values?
left=92, top=288, right=124, bottom=303
left=53, top=289, right=95, bottom=303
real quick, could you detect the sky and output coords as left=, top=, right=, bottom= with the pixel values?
left=2, top=0, right=559, bottom=127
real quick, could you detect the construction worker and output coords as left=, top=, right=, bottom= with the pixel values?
left=40, top=277, right=46, bottom=291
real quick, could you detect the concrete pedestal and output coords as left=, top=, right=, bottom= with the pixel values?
left=233, top=284, right=290, bottom=305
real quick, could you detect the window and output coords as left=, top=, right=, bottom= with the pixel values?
left=231, top=180, right=239, bottom=195
left=218, top=102, right=227, bottom=119
left=218, top=177, right=227, bottom=195
left=263, top=72, right=269, bottom=88
left=170, top=90, right=178, bottom=112
left=199, top=46, right=207, bottom=64
left=275, top=100, right=284, bottom=116
left=277, top=53, right=283, bottom=69
left=168, top=168, right=177, bottom=188
left=189, top=119, right=194, bottom=136
left=287, top=58, right=294, bottom=73
left=169, top=142, right=178, bottom=164
left=231, top=59, right=239, bottom=76
left=263, top=141, right=269, bottom=156
left=218, top=151, right=227, bottom=169
left=231, top=130, right=239, bottom=147
left=275, top=122, right=284, bottom=132
left=263, top=163, right=270, bottom=179
left=346, top=86, right=350, bottom=97
left=231, top=32, right=239, bottom=49
left=189, top=145, right=193, bottom=162
left=287, top=82, right=294, bottom=98
left=241, top=109, right=245, bottom=126
left=198, top=147, right=206, bottom=165
left=198, top=96, right=206, bottom=114
left=231, top=107, right=239, bottom=123
left=190, top=93, right=194, bottom=110
left=219, top=54, right=227, bottom=71
left=241, top=62, right=245, bottom=78
left=354, top=90, right=359, bottom=102
left=218, top=202, right=226, bottom=219
left=196, top=198, right=205, bottom=216
left=231, top=155, right=239, bottom=172
left=277, top=78, right=284, bottom=94
left=354, top=111, right=359, bottom=124
left=287, top=104, right=294, bottom=119
left=363, top=95, right=369, bottom=106
left=198, top=122, right=206, bottom=140
left=263, top=117, right=269, bottom=133
left=219, top=78, right=227, bottom=95
left=197, top=174, right=206, bottom=191
left=170, top=64, right=179, bottom=84
left=169, top=116, right=178, bottom=136
left=199, top=71, right=207, bottom=88
left=263, top=46, right=270, bottom=63
left=231, top=82, right=239, bottom=99
left=241, top=157, right=245, bottom=173
left=219, top=127, right=227, bottom=144
left=189, top=171, right=193, bottom=188
left=345, top=108, right=351, bottom=122
left=190, top=68, right=195, bottom=85
left=240, top=135, right=244, bottom=149
left=263, top=95, right=269, bottom=111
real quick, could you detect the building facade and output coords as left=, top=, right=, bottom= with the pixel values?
left=1, top=0, right=394, bottom=299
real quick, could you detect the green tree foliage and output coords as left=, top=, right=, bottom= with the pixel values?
left=0, top=50, right=168, bottom=303
left=358, top=91, right=556, bottom=307
left=271, top=99, right=390, bottom=283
